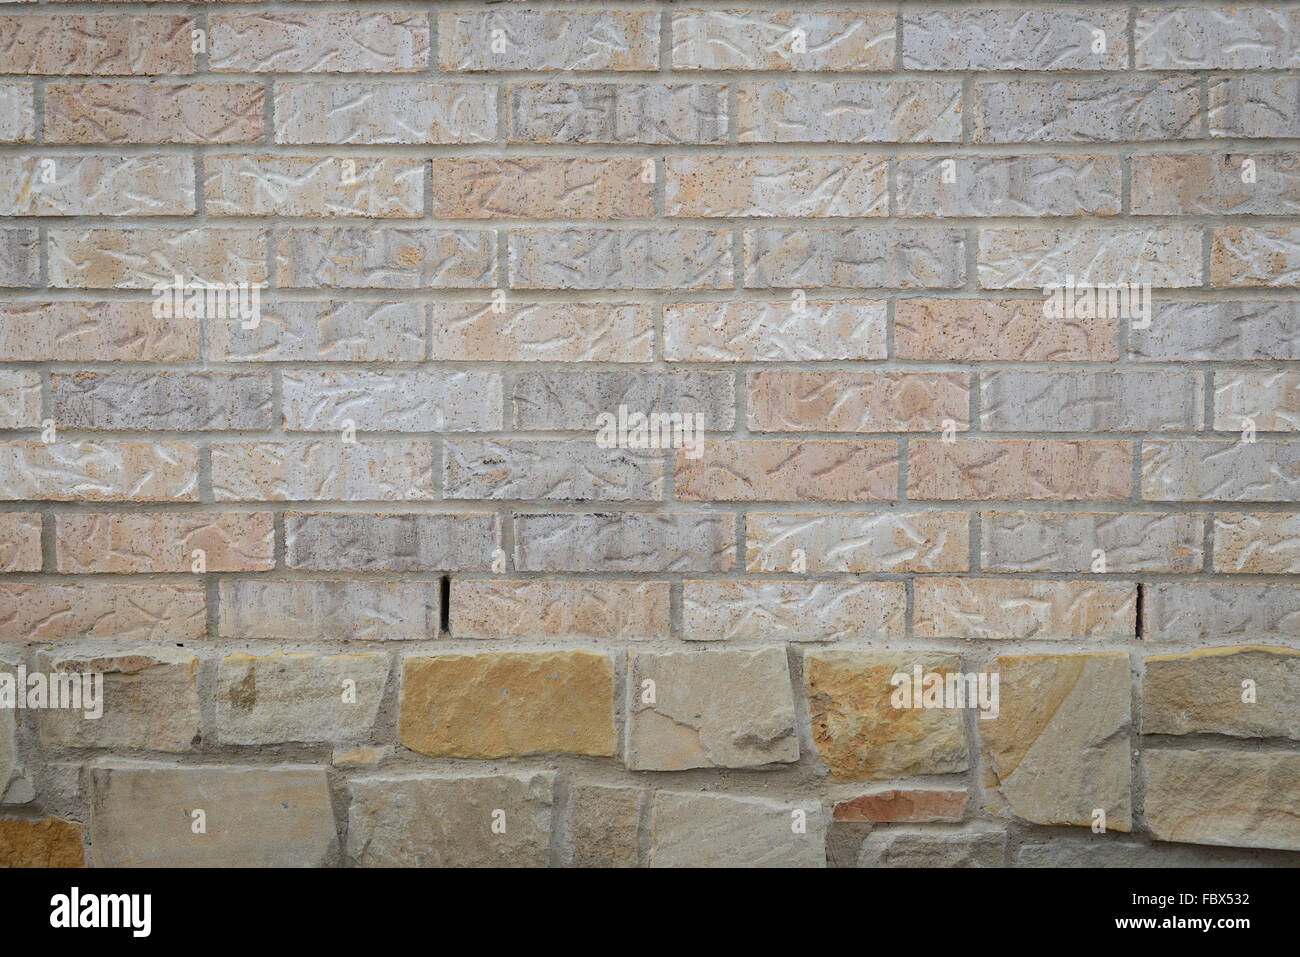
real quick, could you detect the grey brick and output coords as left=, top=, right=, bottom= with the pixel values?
left=209, top=301, right=424, bottom=362
left=978, top=227, right=1202, bottom=288
left=440, top=11, right=657, bottom=71
left=1142, top=440, right=1300, bottom=502
left=443, top=439, right=664, bottom=501
left=980, top=511, right=1204, bottom=572
left=0, top=228, right=38, bottom=286
left=1143, top=583, right=1300, bottom=640
left=980, top=371, right=1203, bottom=432
left=508, top=228, right=733, bottom=290
left=52, top=372, right=272, bottom=431
left=275, top=227, right=495, bottom=289
left=1209, top=76, right=1300, bottom=138
left=897, top=155, right=1121, bottom=217
left=1130, top=301, right=1300, bottom=361
left=275, top=82, right=496, bottom=144
left=512, top=370, right=734, bottom=430
left=974, top=78, right=1199, bottom=142
left=745, top=227, right=965, bottom=288
left=904, top=9, right=1128, bottom=71
left=508, top=83, right=726, bottom=144
left=738, top=80, right=961, bottom=143
left=212, top=440, right=435, bottom=501
left=672, top=11, right=894, bottom=71
left=514, top=511, right=736, bottom=572
left=1137, top=8, right=1300, bottom=70
left=218, top=579, right=442, bottom=640
left=285, top=511, right=499, bottom=571
left=283, top=370, right=501, bottom=432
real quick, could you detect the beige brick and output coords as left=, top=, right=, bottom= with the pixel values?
left=0, top=441, right=198, bottom=502
left=55, top=512, right=274, bottom=573
left=0, top=14, right=194, bottom=74
left=219, top=580, right=441, bottom=641
left=509, top=228, right=733, bottom=290
left=399, top=651, right=616, bottom=758
left=666, top=156, right=886, bottom=218
left=683, top=580, right=905, bottom=642
left=430, top=302, right=653, bottom=363
left=0, top=82, right=35, bottom=142
left=898, top=155, right=1121, bottom=217
left=509, top=83, right=727, bottom=144
left=210, top=12, right=428, bottom=72
left=1137, top=8, right=1300, bottom=70
left=275, top=227, right=494, bottom=289
left=974, top=78, right=1199, bottom=143
left=48, top=227, right=267, bottom=288
left=978, top=227, right=1203, bottom=288
left=209, top=301, right=423, bottom=362
left=516, top=512, right=736, bottom=573
left=1214, top=512, right=1300, bottom=573
left=748, top=370, right=969, bottom=432
left=0, top=369, right=40, bottom=429
left=45, top=81, right=262, bottom=143
left=1214, top=370, right=1300, bottom=431
left=284, top=370, right=501, bottom=432
left=663, top=299, right=886, bottom=362
left=0, top=302, right=198, bottom=361
left=0, top=155, right=194, bottom=216
left=444, top=439, right=664, bottom=501
left=675, top=440, right=898, bottom=501
left=275, top=82, right=496, bottom=144
left=0, top=513, right=41, bottom=573
left=0, top=583, right=205, bottom=642
left=451, top=580, right=671, bottom=641
left=745, top=227, right=965, bottom=288
left=440, top=10, right=658, bottom=71
left=738, top=80, right=961, bottom=143
left=905, top=9, right=1128, bottom=71
left=1133, top=153, right=1300, bottom=216
left=205, top=156, right=423, bottom=218
left=980, top=511, right=1203, bottom=573
left=212, top=440, right=434, bottom=502
left=908, top=439, right=1132, bottom=500
left=895, top=299, right=1119, bottom=361
left=674, top=10, right=893, bottom=71
left=1212, top=227, right=1300, bottom=287
left=913, top=578, right=1136, bottom=640
left=746, top=511, right=970, bottom=573
left=430, top=158, right=651, bottom=219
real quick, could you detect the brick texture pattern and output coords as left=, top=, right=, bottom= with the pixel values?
left=1, top=2, right=1299, bottom=869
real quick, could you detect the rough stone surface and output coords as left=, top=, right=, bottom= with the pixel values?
left=1143, top=647, right=1300, bottom=740
left=569, top=784, right=641, bottom=868
left=648, top=791, right=825, bottom=868
left=0, top=817, right=86, bottom=867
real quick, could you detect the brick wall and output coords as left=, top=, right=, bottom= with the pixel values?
left=1, top=2, right=1299, bottom=868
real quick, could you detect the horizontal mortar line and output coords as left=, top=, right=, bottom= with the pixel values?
left=13, top=214, right=1300, bottom=226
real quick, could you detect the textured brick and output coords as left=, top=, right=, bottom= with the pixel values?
left=209, top=301, right=423, bottom=362
left=805, top=650, right=969, bottom=779
left=1209, top=76, right=1300, bottom=138
left=512, top=370, right=734, bottom=430
left=0, top=301, right=198, bottom=361
left=1144, top=750, right=1300, bottom=851
left=897, top=155, right=1121, bottom=217
left=971, top=334, right=1095, bottom=390
left=217, top=651, right=388, bottom=745
left=1214, top=371, right=1300, bottom=431
left=978, top=227, right=1202, bottom=288
left=673, top=11, right=894, bottom=71
left=979, top=653, right=1131, bottom=830
left=1133, top=153, right=1300, bottom=216
left=748, top=370, right=968, bottom=432
left=444, top=439, right=664, bottom=501
left=275, top=82, right=495, bottom=144
left=904, top=9, right=1128, bottom=70
left=452, top=580, right=671, bottom=641
left=664, top=299, right=886, bottom=362
left=974, top=78, right=1199, bottom=143
left=509, top=228, right=732, bottom=290
left=1215, top=512, right=1300, bottom=573
left=90, top=764, right=336, bottom=867
left=675, top=440, right=898, bottom=501
left=0, top=583, right=204, bottom=642
left=0, top=14, right=193, bottom=74
left=1130, top=301, right=1300, bottom=361
left=649, top=791, right=825, bottom=868
left=210, top=12, right=428, bottom=72
left=45, top=81, right=262, bottom=143
left=746, top=227, right=965, bottom=288
left=1137, top=8, right=1300, bottom=70
left=212, top=440, right=434, bottom=501
left=914, top=579, right=1136, bottom=640
left=509, top=83, right=726, bottom=144
left=48, top=227, right=266, bottom=288
left=275, top=227, right=495, bottom=288
left=0, top=82, right=34, bottom=142
left=346, top=772, right=553, bottom=867
left=219, top=580, right=442, bottom=640
left=431, top=158, right=651, bottom=219
left=0, top=513, right=41, bottom=572
left=36, top=645, right=200, bottom=752
left=0, top=228, right=38, bottom=285
left=1143, top=582, right=1300, bottom=640
left=667, top=155, right=885, bottom=218
left=283, top=370, right=501, bottom=432
left=52, top=371, right=272, bottom=431
left=908, top=439, right=1132, bottom=500
left=746, top=511, right=969, bottom=573
left=285, top=511, right=499, bottom=571
left=441, top=11, right=657, bottom=71
left=980, top=511, right=1203, bottom=572
left=0, top=441, right=199, bottom=502
left=515, top=512, right=736, bottom=572
left=0, top=369, right=40, bottom=429
left=738, top=81, right=961, bottom=143
left=399, top=651, right=615, bottom=758
left=628, top=648, right=798, bottom=770
left=205, top=156, right=422, bottom=218
left=980, top=371, right=1203, bottom=432
left=0, top=818, right=85, bottom=868
left=683, top=580, right=905, bottom=642
left=1212, top=227, right=1300, bottom=286
left=0, top=155, right=194, bottom=215
left=56, top=512, right=273, bottom=572
left=1143, top=646, right=1300, bottom=740
left=431, top=302, right=653, bottom=363
left=1142, top=440, right=1300, bottom=502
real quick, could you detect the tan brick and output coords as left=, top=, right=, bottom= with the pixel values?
left=45, top=81, right=263, bottom=143
left=0, top=441, right=199, bottom=502
left=48, top=227, right=267, bottom=288
left=0, top=82, right=35, bottom=142
left=1214, top=371, right=1300, bottom=431
left=509, top=82, right=727, bottom=145
left=1133, top=153, right=1300, bottom=216
left=1214, top=512, right=1300, bottom=573
left=748, top=370, right=969, bottom=432
left=0, top=14, right=194, bottom=74
left=451, top=580, right=671, bottom=640
left=913, top=578, right=1136, bottom=640
left=0, top=583, right=205, bottom=642
left=430, top=158, right=652, bottom=219
left=663, top=299, right=886, bottom=362
left=1211, top=227, right=1300, bottom=287
left=440, top=10, right=658, bottom=71
left=275, top=82, right=495, bottom=145
left=0, top=155, right=194, bottom=216
left=894, top=298, right=1119, bottom=361
left=907, top=439, right=1132, bottom=500
left=0, top=369, right=40, bottom=428
left=978, top=227, right=1203, bottom=288
left=0, top=513, right=40, bottom=572
left=674, top=11, right=894, bottom=71
left=399, top=651, right=616, bottom=758
left=666, top=156, right=886, bottom=217
left=0, top=302, right=198, bottom=361
left=56, top=512, right=274, bottom=573
left=430, top=302, right=653, bottom=363
left=209, top=301, right=423, bottom=362
left=746, top=511, right=970, bottom=573
left=275, top=227, right=494, bottom=289
left=738, top=80, right=960, bottom=143
left=675, top=440, right=898, bottom=501
left=212, top=440, right=434, bottom=502
left=204, top=156, right=423, bottom=218
left=683, top=580, right=905, bottom=642
left=210, top=12, right=428, bottom=73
